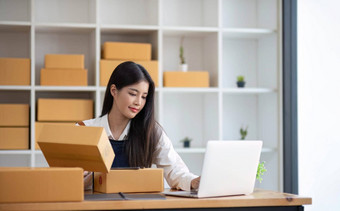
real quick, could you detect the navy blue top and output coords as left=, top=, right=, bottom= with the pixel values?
left=109, top=139, right=130, bottom=168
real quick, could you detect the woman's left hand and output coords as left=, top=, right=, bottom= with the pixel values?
left=191, top=176, right=201, bottom=190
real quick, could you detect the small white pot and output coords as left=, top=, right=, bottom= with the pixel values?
left=179, top=64, right=188, bottom=72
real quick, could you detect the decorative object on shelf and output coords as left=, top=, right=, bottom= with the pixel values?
left=240, top=126, right=248, bottom=140
left=179, top=36, right=188, bottom=72
left=256, top=161, right=267, bottom=183
left=237, top=75, right=246, bottom=88
left=180, top=137, right=192, bottom=148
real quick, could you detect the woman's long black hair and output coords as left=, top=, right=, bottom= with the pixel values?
left=101, top=61, right=160, bottom=167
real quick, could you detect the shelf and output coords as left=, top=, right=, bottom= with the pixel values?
left=0, top=86, right=31, bottom=91
left=35, top=86, right=97, bottom=92
left=222, top=88, right=277, bottom=94
left=162, top=26, right=218, bottom=36
left=162, top=87, right=219, bottom=93
left=101, top=25, right=159, bottom=32
left=0, top=150, right=31, bottom=155
left=223, top=28, right=276, bottom=39
left=175, top=147, right=276, bottom=154
left=35, top=23, right=96, bottom=33
left=0, top=21, right=30, bottom=32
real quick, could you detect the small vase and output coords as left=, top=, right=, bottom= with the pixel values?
left=237, top=81, right=245, bottom=88
left=179, top=64, right=188, bottom=72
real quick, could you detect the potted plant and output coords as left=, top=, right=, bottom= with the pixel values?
left=179, top=36, right=188, bottom=72
left=237, top=75, right=246, bottom=88
left=180, top=137, right=192, bottom=148
left=240, top=126, right=248, bottom=140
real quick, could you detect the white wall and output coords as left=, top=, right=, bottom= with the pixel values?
left=298, top=0, right=340, bottom=210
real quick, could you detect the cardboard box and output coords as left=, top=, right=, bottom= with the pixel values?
left=103, top=42, right=151, bottom=60
left=0, top=104, right=29, bottom=126
left=0, top=167, right=83, bottom=203
left=35, top=122, right=76, bottom=150
left=37, top=98, right=93, bottom=122
left=0, top=58, right=30, bottom=85
left=100, top=60, right=158, bottom=86
left=163, top=71, right=210, bottom=87
left=40, top=68, right=88, bottom=86
left=45, top=54, right=84, bottom=69
left=94, top=168, right=164, bottom=193
left=0, top=127, right=29, bottom=150
left=37, top=124, right=114, bottom=173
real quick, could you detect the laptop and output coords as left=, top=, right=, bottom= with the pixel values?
left=164, top=140, right=262, bottom=198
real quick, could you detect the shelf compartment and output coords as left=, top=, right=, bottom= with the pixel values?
left=162, top=92, right=219, bottom=149
left=222, top=0, right=277, bottom=29
left=0, top=26, right=30, bottom=58
left=35, top=28, right=96, bottom=86
left=162, top=31, right=218, bottom=87
left=0, top=154, right=30, bottom=167
left=222, top=94, right=278, bottom=149
left=0, top=0, right=31, bottom=22
left=99, top=0, right=159, bottom=26
left=222, top=34, right=277, bottom=88
left=101, top=29, right=159, bottom=60
left=0, top=90, right=30, bottom=104
left=162, top=0, right=218, bottom=27
left=35, top=0, right=96, bottom=24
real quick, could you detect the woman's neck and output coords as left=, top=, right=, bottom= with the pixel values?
left=108, top=107, right=129, bottom=140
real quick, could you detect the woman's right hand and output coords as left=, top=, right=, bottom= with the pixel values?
left=191, top=176, right=201, bottom=190
left=84, top=171, right=93, bottom=190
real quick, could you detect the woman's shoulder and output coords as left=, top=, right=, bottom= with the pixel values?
left=80, top=114, right=108, bottom=128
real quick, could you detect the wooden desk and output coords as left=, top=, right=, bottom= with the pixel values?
left=0, top=189, right=311, bottom=211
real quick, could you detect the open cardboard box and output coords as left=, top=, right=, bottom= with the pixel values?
left=37, top=124, right=114, bottom=173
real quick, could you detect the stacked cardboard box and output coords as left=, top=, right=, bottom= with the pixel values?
left=163, top=71, right=210, bottom=87
left=0, top=58, right=30, bottom=85
left=0, top=167, right=84, bottom=203
left=40, top=54, right=87, bottom=86
left=101, top=42, right=159, bottom=87
left=0, top=104, right=29, bottom=150
left=35, top=98, right=94, bottom=149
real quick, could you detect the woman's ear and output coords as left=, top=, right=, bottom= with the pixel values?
left=110, top=84, right=117, bottom=98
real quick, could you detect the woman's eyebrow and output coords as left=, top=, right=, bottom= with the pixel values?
left=128, top=88, right=148, bottom=95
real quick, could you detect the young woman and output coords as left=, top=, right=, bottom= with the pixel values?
left=80, top=61, right=200, bottom=191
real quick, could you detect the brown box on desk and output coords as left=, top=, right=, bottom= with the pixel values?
left=0, top=104, right=29, bottom=126
left=0, top=127, right=29, bottom=150
left=35, top=122, right=76, bottom=150
left=37, top=124, right=114, bottom=173
left=0, top=58, right=30, bottom=85
left=40, top=68, right=88, bottom=86
left=103, top=42, right=151, bottom=60
left=0, top=167, right=83, bottom=203
left=45, top=54, right=84, bottom=69
left=37, top=98, right=93, bottom=122
left=100, top=60, right=158, bottom=86
left=163, top=71, right=210, bottom=87
left=94, top=168, right=164, bottom=193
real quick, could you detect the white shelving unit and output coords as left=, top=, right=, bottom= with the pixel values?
left=0, top=0, right=282, bottom=191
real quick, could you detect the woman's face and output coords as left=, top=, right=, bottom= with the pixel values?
left=111, top=81, right=149, bottom=120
